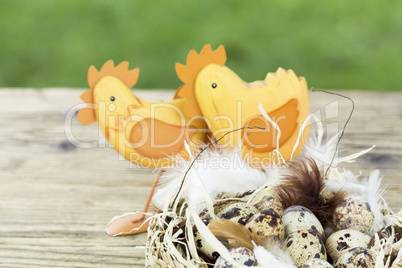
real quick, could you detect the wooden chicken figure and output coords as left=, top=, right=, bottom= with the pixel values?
left=78, top=60, right=206, bottom=168
left=77, top=60, right=207, bottom=235
left=175, top=44, right=310, bottom=167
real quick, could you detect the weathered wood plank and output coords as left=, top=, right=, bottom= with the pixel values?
left=0, top=88, right=401, bottom=267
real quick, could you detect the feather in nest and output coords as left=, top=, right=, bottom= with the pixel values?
left=302, top=129, right=375, bottom=171
left=300, top=127, right=386, bottom=234
left=208, top=218, right=295, bottom=267
left=253, top=245, right=296, bottom=268
left=297, top=127, right=385, bottom=234
left=207, top=218, right=266, bottom=250
left=275, top=157, right=346, bottom=228
left=152, top=144, right=276, bottom=213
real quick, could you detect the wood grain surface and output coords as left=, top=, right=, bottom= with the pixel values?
left=0, top=89, right=401, bottom=267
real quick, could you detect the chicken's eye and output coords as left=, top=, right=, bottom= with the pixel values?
left=110, top=96, right=115, bottom=101
left=212, top=83, right=217, bottom=88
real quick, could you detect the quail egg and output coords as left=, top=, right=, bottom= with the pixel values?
left=213, top=199, right=241, bottom=216
left=333, top=195, right=374, bottom=233
left=333, top=247, right=376, bottom=268
left=193, top=217, right=220, bottom=261
left=249, top=185, right=275, bottom=204
left=282, top=206, right=324, bottom=238
left=285, top=228, right=327, bottom=267
left=302, top=258, right=333, bottom=267
left=256, top=195, right=285, bottom=216
left=214, top=246, right=257, bottom=267
left=325, top=229, right=371, bottom=261
left=217, top=202, right=258, bottom=226
left=250, top=185, right=285, bottom=216
left=246, top=210, right=284, bottom=240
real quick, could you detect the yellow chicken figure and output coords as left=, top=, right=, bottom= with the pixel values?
left=77, top=60, right=207, bottom=235
left=78, top=60, right=206, bottom=169
left=175, top=44, right=310, bottom=167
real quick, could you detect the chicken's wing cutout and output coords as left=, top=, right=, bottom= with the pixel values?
left=78, top=60, right=207, bottom=169
left=176, top=45, right=310, bottom=166
left=241, top=98, right=299, bottom=153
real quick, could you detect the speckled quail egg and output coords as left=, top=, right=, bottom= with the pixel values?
left=256, top=195, right=285, bottom=216
left=302, top=258, right=333, bottom=268
left=215, top=192, right=234, bottom=200
left=285, top=228, right=327, bottom=266
left=249, top=185, right=275, bottom=203
left=250, top=185, right=285, bottom=216
left=213, top=199, right=242, bottom=216
left=214, top=246, right=257, bottom=267
left=217, top=202, right=258, bottom=226
left=246, top=210, right=284, bottom=240
left=325, top=229, right=371, bottom=261
left=333, top=247, right=376, bottom=268
left=199, top=199, right=239, bottom=219
left=333, top=195, right=374, bottom=233
left=193, top=217, right=220, bottom=261
left=282, top=206, right=324, bottom=238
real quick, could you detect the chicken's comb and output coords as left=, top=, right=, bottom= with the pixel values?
left=77, top=60, right=140, bottom=125
left=174, top=44, right=226, bottom=118
left=88, top=60, right=140, bottom=89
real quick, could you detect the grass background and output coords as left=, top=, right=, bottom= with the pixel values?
left=1, top=0, right=401, bottom=90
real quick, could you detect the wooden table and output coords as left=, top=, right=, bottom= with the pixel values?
left=0, top=89, right=401, bottom=267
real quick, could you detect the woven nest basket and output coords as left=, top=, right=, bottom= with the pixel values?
left=144, top=152, right=402, bottom=267
left=146, top=213, right=200, bottom=268
left=145, top=191, right=257, bottom=268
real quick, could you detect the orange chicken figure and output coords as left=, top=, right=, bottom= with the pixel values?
left=77, top=60, right=207, bottom=235
left=175, top=44, right=310, bottom=167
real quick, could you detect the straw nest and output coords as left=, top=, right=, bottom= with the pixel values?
left=143, top=125, right=402, bottom=267
left=144, top=158, right=402, bottom=267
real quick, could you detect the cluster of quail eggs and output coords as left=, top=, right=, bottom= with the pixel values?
left=192, top=188, right=401, bottom=267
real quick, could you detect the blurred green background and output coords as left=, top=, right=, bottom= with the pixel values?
left=1, top=0, right=401, bottom=90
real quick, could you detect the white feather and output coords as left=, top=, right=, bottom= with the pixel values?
left=253, top=244, right=296, bottom=268
left=152, top=147, right=270, bottom=213
left=365, top=170, right=387, bottom=234
left=302, top=126, right=375, bottom=170
left=302, top=131, right=341, bottom=169
left=339, top=145, right=375, bottom=163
